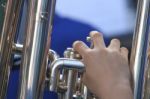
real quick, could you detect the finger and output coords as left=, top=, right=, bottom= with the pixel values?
left=90, top=31, right=106, bottom=49
left=108, top=39, right=120, bottom=51
left=120, top=47, right=129, bottom=61
left=73, top=41, right=89, bottom=56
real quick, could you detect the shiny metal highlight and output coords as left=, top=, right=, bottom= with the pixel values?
left=12, top=43, right=58, bottom=59
left=0, top=0, right=23, bottom=98
left=17, top=0, right=56, bottom=99
left=130, top=0, right=150, bottom=99
left=64, top=48, right=78, bottom=99
left=49, top=58, right=84, bottom=92
left=12, top=43, right=23, bottom=54
left=0, top=0, right=6, bottom=36
left=48, top=49, right=59, bottom=62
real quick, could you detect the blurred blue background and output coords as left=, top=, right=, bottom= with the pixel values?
left=55, top=0, right=136, bottom=36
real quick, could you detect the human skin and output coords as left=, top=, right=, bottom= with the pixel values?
left=73, top=31, right=133, bottom=99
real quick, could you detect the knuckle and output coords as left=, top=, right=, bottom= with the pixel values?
left=94, top=47, right=106, bottom=52
left=85, top=49, right=93, bottom=56
left=110, top=50, right=120, bottom=55
left=100, top=47, right=108, bottom=52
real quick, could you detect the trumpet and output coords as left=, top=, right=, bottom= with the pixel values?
left=0, top=0, right=150, bottom=99
left=130, top=0, right=150, bottom=99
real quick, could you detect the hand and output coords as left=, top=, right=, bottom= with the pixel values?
left=73, top=31, right=133, bottom=99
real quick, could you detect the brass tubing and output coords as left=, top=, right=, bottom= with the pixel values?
left=130, top=0, right=150, bottom=98
left=65, top=70, right=77, bottom=99
left=63, top=49, right=77, bottom=99
left=48, top=49, right=59, bottom=62
left=49, top=58, right=84, bottom=92
left=0, top=0, right=7, bottom=37
left=12, top=43, right=23, bottom=55
left=12, top=43, right=58, bottom=65
left=0, top=0, right=23, bottom=98
left=17, top=0, right=56, bottom=99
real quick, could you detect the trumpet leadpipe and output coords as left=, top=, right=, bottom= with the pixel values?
left=17, top=0, right=56, bottom=99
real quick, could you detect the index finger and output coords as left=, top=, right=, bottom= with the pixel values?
left=73, top=41, right=89, bottom=56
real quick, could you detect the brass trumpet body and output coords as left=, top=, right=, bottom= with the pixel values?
left=0, top=0, right=56, bottom=99
left=0, top=0, right=150, bottom=99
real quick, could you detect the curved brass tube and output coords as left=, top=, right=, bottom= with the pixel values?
left=49, top=58, right=84, bottom=92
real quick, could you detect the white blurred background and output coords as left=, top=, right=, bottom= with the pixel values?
left=55, top=0, right=136, bottom=36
